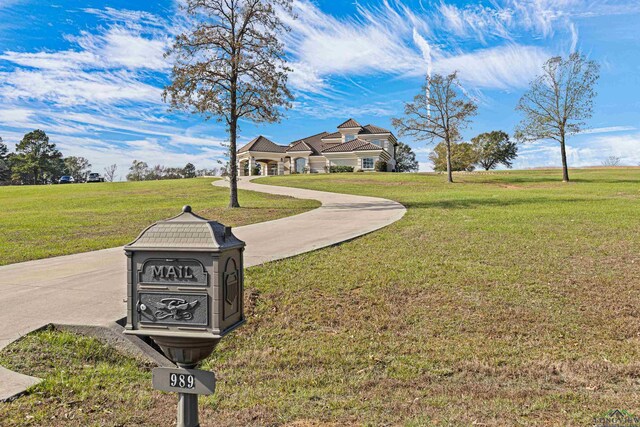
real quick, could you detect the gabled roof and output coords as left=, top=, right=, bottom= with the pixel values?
left=238, top=135, right=287, bottom=153
left=286, top=140, right=313, bottom=152
left=290, top=131, right=339, bottom=155
left=337, top=118, right=362, bottom=129
left=360, top=124, right=391, bottom=134
left=322, top=138, right=383, bottom=153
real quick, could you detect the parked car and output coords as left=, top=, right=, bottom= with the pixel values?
left=58, top=176, right=74, bottom=184
left=87, top=172, right=105, bottom=183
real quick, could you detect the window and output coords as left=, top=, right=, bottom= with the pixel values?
left=362, top=158, right=374, bottom=169
left=371, top=139, right=382, bottom=147
left=345, top=134, right=356, bottom=142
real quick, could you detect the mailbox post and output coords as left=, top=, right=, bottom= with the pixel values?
left=124, top=205, right=245, bottom=427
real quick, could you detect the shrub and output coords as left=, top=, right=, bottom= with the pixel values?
left=329, top=165, right=354, bottom=173
left=356, top=169, right=364, bottom=173
left=375, top=160, right=387, bottom=172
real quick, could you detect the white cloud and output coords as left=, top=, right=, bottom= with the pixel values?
left=0, top=50, right=99, bottom=70
left=0, top=107, right=35, bottom=127
left=82, top=7, right=168, bottom=29
left=569, top=22, right=579, bottom=53
left=0, top=69, right=162, bottom=107
left=0, top=14, right=170, bottom=109
left=579, top=126, right=636, bottom=135
left=284, top=1, right=422, bottom=79
left=437, top=3, right=512, bottom=43
left=281, top=0, right=567, bottom=94
left=515, top=132, right=640, bottom=168
left=433, top=45, right=548, bottom=90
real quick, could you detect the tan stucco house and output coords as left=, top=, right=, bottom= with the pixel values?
left=237, top=119, right=398, bottom=176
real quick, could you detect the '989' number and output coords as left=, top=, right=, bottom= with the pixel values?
left=169, top=373, right=195, bottom=389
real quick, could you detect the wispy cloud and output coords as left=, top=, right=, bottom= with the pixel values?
left=433, top=45, right=548, bottom=90
left=0, top=10, right=171, bottom=108
left=281, top=0, right=581, bottom=94
left=0, top=5, right=225, bottom=174
left=580, top=126, right=636, bottom=135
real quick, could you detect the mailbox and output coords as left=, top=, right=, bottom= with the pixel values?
left=124, top=205, right=245, bottom=365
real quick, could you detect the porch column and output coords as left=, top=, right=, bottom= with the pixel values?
left=248, top=156, right=255, bottom=176
left=357, top=157, right=363, bottom=170
left=278, top=161, right=284, bottom=176
left=326, top=158, right=331, bottom=173
left=263, top=161, right=269, bottom=176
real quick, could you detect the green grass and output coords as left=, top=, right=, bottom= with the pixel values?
left=0, top=327, right=177, bottom=426
left=2, top=169, right=640, bottom=426
left=0, top=178, right=319, bottom=265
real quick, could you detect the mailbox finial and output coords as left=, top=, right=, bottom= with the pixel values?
left=182, top=205, right=192, bottom=213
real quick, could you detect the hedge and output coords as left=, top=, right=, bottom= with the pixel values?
left=329, top=165, right=355, bottom=173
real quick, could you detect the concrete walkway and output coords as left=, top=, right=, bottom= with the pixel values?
left=0, top=176, right=405, bottom=400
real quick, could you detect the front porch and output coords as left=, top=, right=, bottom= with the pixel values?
left=238, top=152, right=312, bottom=176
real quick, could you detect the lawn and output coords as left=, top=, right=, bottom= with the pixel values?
left=0, top=178, right=319, bottom=266
left=1, top=168, right=639, bottom=426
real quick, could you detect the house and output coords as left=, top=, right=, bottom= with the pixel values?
left=237, top=118, right=398, bottom=175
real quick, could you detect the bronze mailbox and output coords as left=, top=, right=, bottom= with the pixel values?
left=124, top=205, right=245, bottom=362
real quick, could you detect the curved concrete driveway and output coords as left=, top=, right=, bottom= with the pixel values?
left=0, top=176, right=405, bottom=400
left=213, top=177, right=406, bottom=264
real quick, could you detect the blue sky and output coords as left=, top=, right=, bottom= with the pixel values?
left=0, top=0, right=639, bottom=177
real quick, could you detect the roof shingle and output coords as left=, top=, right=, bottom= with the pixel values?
left=337, top=118, right=362, bottom=129
left=238, top=135, right=287, bottom=153
left=321, top=131, right=342, bottom=140
left=286, top=140, right=313, bottom=152
left=360, top=124, right=391, bottom=134
left=322, top=138, right=383, bottom=153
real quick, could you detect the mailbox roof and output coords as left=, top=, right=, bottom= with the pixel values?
left=125, top=206, right=245, bottom=252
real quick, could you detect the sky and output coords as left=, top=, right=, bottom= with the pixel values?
left=0, top=0, right=639, bottom=177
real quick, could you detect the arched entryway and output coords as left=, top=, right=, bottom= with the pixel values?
left=254, top=159, right=280, bottom=176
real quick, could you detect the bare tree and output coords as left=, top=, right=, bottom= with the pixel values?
left=516, top=53, right=599, bottom=182
left=393, top=72, right=477, bottom=183
left=164, top=0, right=293, bottom=208
left=104, top=164, right=117, bottom=182
left=601, top=156, right=621, bottom=167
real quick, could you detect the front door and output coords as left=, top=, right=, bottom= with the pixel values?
left=295, top=158, right=306, bottom=173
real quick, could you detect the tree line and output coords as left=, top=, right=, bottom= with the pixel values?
left=126, top=160, right=219, bottom=181
left=0, top=129, right=218, bottom=185
left=0, top=130, right=116, bottom=185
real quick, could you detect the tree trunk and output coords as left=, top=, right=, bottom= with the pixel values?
left=559, top=132, right=570, bottom=182
left=445, top=139, right=453, bottom=183
left=228, top=116, right=240, bottom=208
left=228, top=57, right=240, bottom=208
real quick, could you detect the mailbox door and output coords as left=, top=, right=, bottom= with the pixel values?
left=138, top=291, right=209, bottom=327
left=131, top=251, right=214, bottom=335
